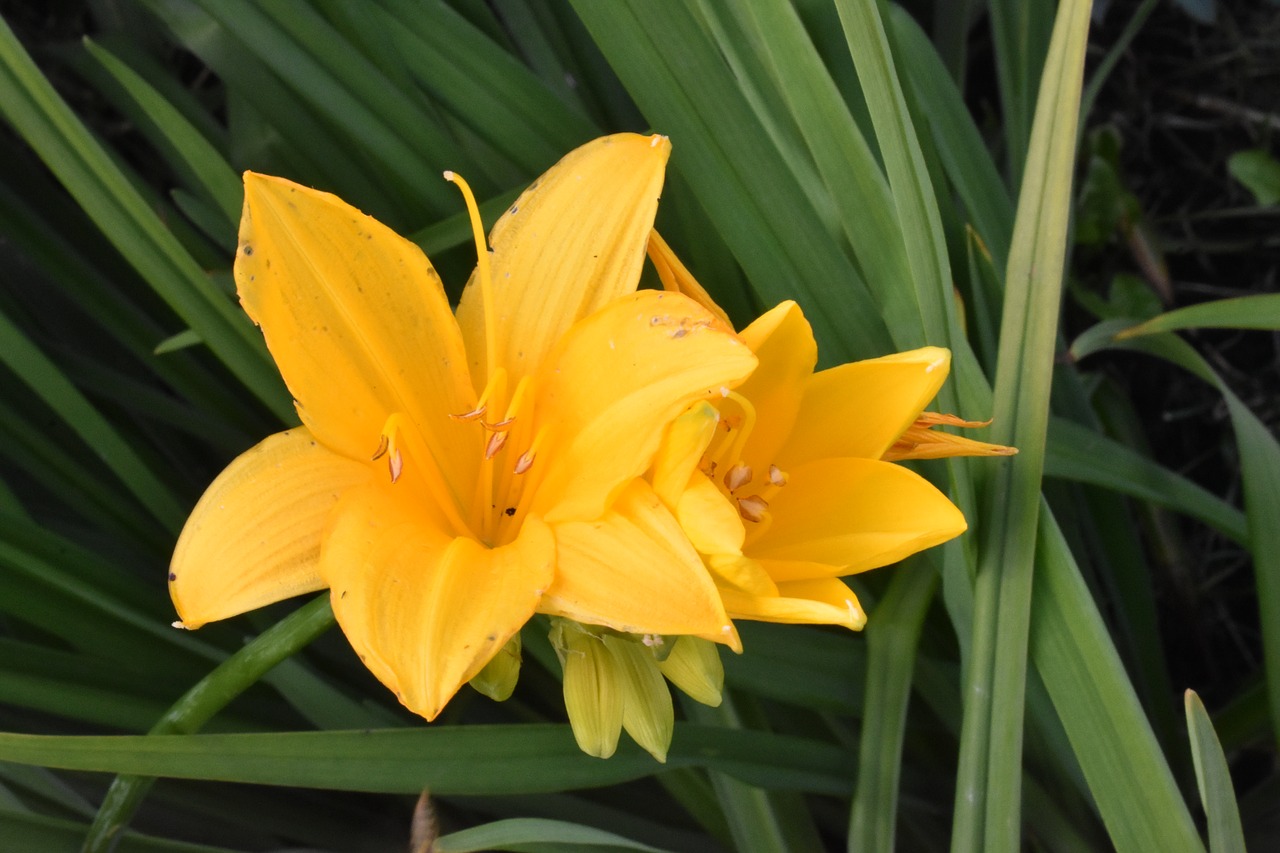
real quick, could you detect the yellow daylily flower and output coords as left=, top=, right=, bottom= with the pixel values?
left=648, top=235, right=1012, bottom=629
left=170, top=133, right=757, bottom=721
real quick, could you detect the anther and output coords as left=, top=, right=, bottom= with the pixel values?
left=513, top=450, right=535, bottom=475
left=485, top=431, right=508, bottom=459
left=371, top=434, right=390, bottom=461
left=449, top=405, right=487, bottom=422
left=723, top=462, right=753, bottom=492
left=736, top=494, right=769, bottom=523
left=482, top=417, right=516, bottom=431
left=768, top=464, right=788, bottom=487
left=388, top=450, right=404, bottom=483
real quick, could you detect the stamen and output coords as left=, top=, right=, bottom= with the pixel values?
left=449, top=404, right=487, bottom=422
left=513, top=450, right=535, bottom=475
left=444, top=170, right=498, bottom=384
left=485, top=431, right=508, bottom=459
left=371, top=433, right=389, bottom=461
left=723, top=462, right=753, bottom=493
left=736, top=494, right=769, bottom=523
left=482, top=417, right=516, bottom=431
left=388, top=449, right=404, bottom=483
left=767, top=464, right=788, bottom=487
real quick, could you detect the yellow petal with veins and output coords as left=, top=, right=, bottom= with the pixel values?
left=604, top=635, right=674, bottom=762
left=656, top=637, right=724, bottom=707
left=542, top=480, right=736, bottom=646
left=748, top=458, right=966, bottom=574
left=236, top=173, right=477, bottom=511
left=720, top=577, right=867, bottom=630
left=733, top=301, right=817, bottom=471
left=777, top=347, right=951, bottom=467
left=170, top=428, right=369, bottom=629
left=651, top=401, right=719, bottom=510
left=676, top=476, right=745, bottom=556
left=321, top=483, right=554, bottom=720
left=529, top=290, right=756, bottom=525
left=456, top=133, right=671, bottom=386
left=553, top=621, right=623, bottom=759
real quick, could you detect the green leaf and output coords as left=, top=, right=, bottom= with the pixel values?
left=153, top=329, right=203, bottom=355
left=0, top=808, right=240, bottom=852
left=1185, top=691, right=1247, bottom=853
left=1074, top=325, right=1280, bottom=752
left=0, top=307, right=184, bottom=533
left=1227, top=148, right=1280, bottom=206
left=1044, top=416, right=1247, bottom=544
left=1118, top=293, right=1280, bottom=337
left=0, top=725, right=851, bottom=797
left=848, top=557, right=937, bottom=852
left=951, top=2, right=1091, bottom=849
left=84, top=595, right=337, bottom=851
left=1031, top=510, right=1204, bottom=852
left=569, top=0, right=892, bottom=362
left=80, top=37, right=241, bottom=229
left=0, top=16, right=289, bottom=420
left=437, top=817, right=670, bottom=853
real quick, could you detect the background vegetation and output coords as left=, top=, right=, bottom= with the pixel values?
left=0, top=0, right=1276, bottom=850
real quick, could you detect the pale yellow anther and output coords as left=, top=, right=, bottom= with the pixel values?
left=723, top=462, right=753, bottom=493
left=736, top=494, right=769, bottom=524
left=485, top=431, right=509, bottom=459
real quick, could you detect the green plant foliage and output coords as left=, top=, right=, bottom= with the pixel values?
left=0, top=1, right=1268, bottom=850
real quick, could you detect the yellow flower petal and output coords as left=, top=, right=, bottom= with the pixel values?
left=604, top=635, right=674, bottom=763
left=170, top=428, right=369, bottom=630
left=320, top=483, right=554, bottom=720
left=733, top=301, right=817, bottom=471
left=236, top=173, right=477, bottom=511
left=541, top=480, right=735, bottom=644
left=529, top=290, right=756, bottom=525
left=656, top=637, right=724, bottom=707
left=720, top=577, right=867, bottom=630
left=748, top=458, right=966, bottom=574
left=706, top=554, right=780, bottom=597
left=553, top=621, right=623, bottom=759
left=676, top=476, right=745, bottom=556
left=777, top=347, right=951, bottom=467
left=646, top=230, right=733, bottom=327
left=456, top=133, right=672, bottom=386
left=650, top=401, right=719, bottom=510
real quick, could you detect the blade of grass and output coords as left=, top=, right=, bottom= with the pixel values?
left=949, top=2, right=1091, bottom=849
left=988, top=0, right=1055, bottom=185
left=78, top=37, right=240, bottom=230
left=1185, top=690, right=1247, bottom=853
left=731, top=0, right=916, bottom=337
left=569, top=0, right=892, bottom=361
left=0, top=307, right=184, bottom=533
left=0, top=724, right=852, bottom=797
left=1074, top=323, right=1280, bottom=751
left=0, top=16, right=290, bottom=420
left=83, top=595, right=335, bottom=852
left=1030, top=508, right=1204, bottom=851
left=848, top=557, right=937, bottom=852
left=1117, top=293, right=1280, bottom=337
left=1044, top=415, right=1248, bottom=544
left=437, top=817, right=671, bottom=853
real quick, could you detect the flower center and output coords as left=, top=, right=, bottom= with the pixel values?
left=699, top=391, right=787, bottom=536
